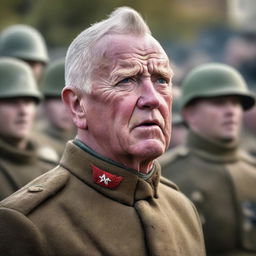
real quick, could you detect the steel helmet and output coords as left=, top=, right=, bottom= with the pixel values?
left=180, top=63, right=255, bottom=110
left=40, top=58, right=65, bottom=97
left=0, top=25, right=49, bottom=64
left=0, top=57, right=42, bottom=102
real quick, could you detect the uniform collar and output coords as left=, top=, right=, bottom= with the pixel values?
left=187, top=130, right=240, bottom=162
left=0, top=137, right=37, bottom=163
left=240, top=128, right=256, bottom=156
left=60, top=140, right=161, bottom=206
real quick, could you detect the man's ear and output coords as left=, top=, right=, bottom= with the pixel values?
left=62, top=87, right=88, bottom=129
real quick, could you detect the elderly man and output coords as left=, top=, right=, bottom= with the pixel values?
left=0, top=57, right=57, bottom=200
left=162, top=63, right=256, bottom=256
left=0, top=7, right=205, bottom=256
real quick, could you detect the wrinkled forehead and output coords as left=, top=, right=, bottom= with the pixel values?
left=94, top=33, right=170, bottom=65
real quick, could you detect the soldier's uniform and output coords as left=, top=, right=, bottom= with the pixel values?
left=162, top=131, right=256, bottom=256
left=161, top=63, right=256, bottom=255
left=0, top=140, right=205, bottom=256
left=241, top=129, right=256, bottom=158
left=0, top=137, right=58, bottom=200
left=33, top=122, right=75, bottom=158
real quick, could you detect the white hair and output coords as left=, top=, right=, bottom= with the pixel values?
left=65, top=6, right=151, bottom=93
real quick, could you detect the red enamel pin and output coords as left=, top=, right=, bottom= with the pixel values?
left=92, top=165, right=124, bottom=189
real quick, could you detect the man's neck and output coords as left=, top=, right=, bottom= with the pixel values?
left=74, top=138, right=155, bottom=175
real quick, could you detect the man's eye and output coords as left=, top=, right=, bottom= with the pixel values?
left=120, top=77, right=134, bottom=83
left=157, top=77, right=168, bottom=84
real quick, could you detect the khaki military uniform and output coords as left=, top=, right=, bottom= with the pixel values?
left=0, top=137, right=58, bottom=200
left=241, top=129, right=256, bottom=158
left=0, top=140, right=205, bottom=256
left=161, top=131, right=256, bottom=256
left=33, top=122, right=75, bottom=158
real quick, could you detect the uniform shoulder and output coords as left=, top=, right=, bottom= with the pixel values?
left=30, top=131, right=60, bottom=163
left=37, top=145, right=60, bottom=164
left=0, top=166, right=70, bottom=215
left=160, top=176, right=179, bottom=191
left=239, top=149, right=256, bottom=166
left=158, top=145, right=190, bottom=168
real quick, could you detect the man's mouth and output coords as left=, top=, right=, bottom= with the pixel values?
left=223, top=120, right=237, bottom=126
left=135, top=120, right=161, bottom=129
left=140, top=122, right=157, bottom=127
left=15, top=120, right=29, bottom=126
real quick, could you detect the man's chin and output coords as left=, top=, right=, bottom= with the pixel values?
left=131, top=140, right=166, bottom=159
left=219, top=134, right=238, bottom=143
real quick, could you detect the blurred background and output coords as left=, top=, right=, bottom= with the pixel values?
left=0, top=0, right=256, bottom=83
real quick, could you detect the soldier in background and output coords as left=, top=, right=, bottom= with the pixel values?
left=158, top=86, right=187, bottom=167
left=158, top=96, right=187, bottom=166
left=0, top=24, right=49, bottom=82
left=169, top=97, right=187, bottom=148
left=34, top=58, right=75, bottom=157
left=169, top=67, right=188, bottom=150
left=162, top=63, right=256, bottom=255
left=241, top=81, right=256, bottom=157
left=168, top=85, right=187, bottom=149
left=224, top=32, right=256, bottom=159
left=0, top=24, right=62, bottom=158
left=0, top=58, right=57, bottom=200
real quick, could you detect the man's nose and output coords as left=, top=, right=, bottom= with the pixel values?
left=17, top=100, right=30, bottom=113
left=137, top=79, right=161, bottom=109
left=224, top=101, right=240, bottom=114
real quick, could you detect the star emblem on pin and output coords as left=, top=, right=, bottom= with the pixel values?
left=99, top=174, right=112, bottom=185
left=92, top=165, right=124, bottom=189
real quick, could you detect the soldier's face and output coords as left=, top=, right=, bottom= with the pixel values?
left=44, top=98, right=74, bottom=131
left=0, top=97, right=37, bottom=142
left=184, top=96, right=243, bottom=142
left=80, top=34, right=173, bottom=172
left=26, top=60, right=45, bottom=82
left=243, top=105, right=256, bottom=134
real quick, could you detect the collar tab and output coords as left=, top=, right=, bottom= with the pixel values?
left=92, top=164, right=124, bottom=189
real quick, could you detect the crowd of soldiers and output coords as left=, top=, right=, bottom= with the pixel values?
left=0, top=24, right=75, bottom=200
left=0, top=7, right=255, bottom=255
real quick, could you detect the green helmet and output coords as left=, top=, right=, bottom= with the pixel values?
left=180, top=63, right=255, bottom=110
left=40, top=58, right=65, bottom=97
left=0, top=57, right=42, bottom=102
left=0, top=25, right=49, bottom=64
